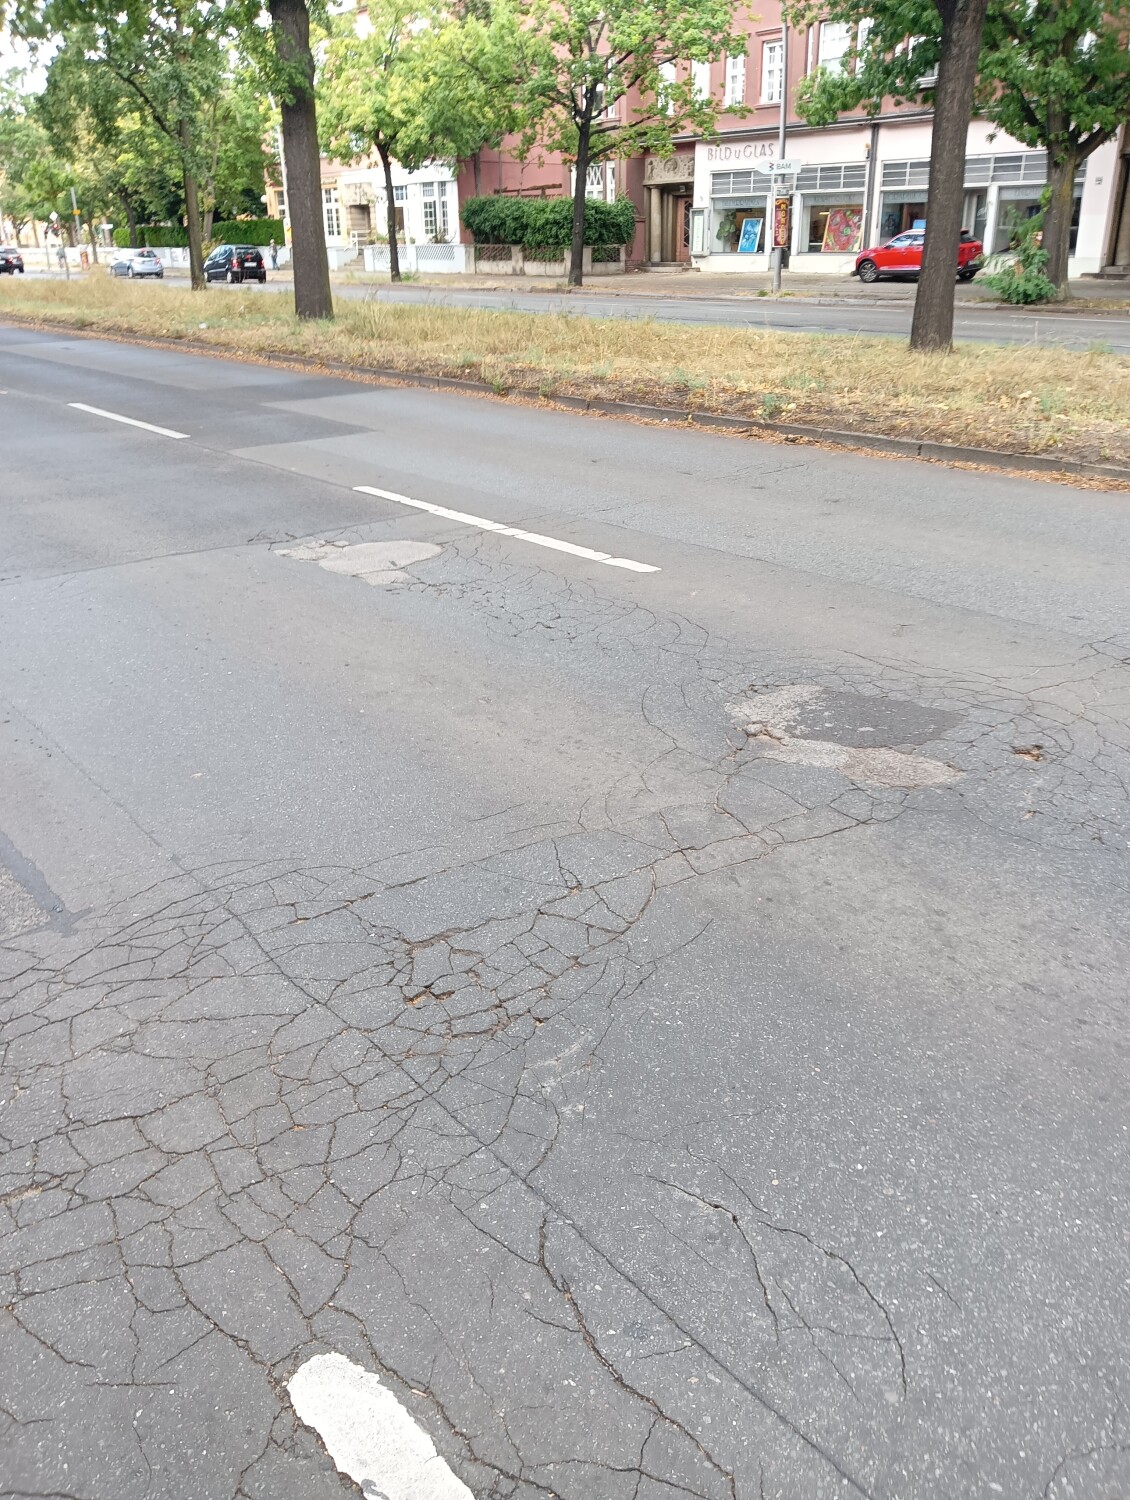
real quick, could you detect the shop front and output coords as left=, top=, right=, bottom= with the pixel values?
left=790, top=163, right=868, bottom=267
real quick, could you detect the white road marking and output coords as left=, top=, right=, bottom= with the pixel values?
left=355, top=484, right=659, bottom=573
left=288, top=1352, right=472, bottom=1500
left=68, top=402, right=187, bottom=439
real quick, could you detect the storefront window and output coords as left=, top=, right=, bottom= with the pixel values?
left=806, top=203, right=864, bottom=252
left=715, top=205, right=767, bottom=252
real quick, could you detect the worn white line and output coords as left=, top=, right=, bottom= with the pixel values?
left=355, top=484, right=660, bottom=573
left=69, top=402, right=187, bottom=439
left=289, top=1352, right=472, bottom=1499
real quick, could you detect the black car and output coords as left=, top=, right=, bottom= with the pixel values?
left=0, top=246, right=25, bottom=274
left=203, top=244, right=267, bottom=284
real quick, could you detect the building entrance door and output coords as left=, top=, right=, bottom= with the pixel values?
left=676, top=196, right=693, bottom=262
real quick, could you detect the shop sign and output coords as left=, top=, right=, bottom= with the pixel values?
left=772, top=196, right=791, bottom=249
left=644, top=153, right=695, bottom=183
left=704, top=141, right=777, bottom=164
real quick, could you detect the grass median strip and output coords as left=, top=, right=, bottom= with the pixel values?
left=3, top=276, right=1129, bottom=469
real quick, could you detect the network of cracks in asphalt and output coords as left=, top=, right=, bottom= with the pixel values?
left=2, top=532, right=1129, bottom=1500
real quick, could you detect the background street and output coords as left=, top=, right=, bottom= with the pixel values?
left=2, top=324, right=1129, bottom=1500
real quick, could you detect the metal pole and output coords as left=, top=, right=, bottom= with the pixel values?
left=771, top=24, right=789, bottom=293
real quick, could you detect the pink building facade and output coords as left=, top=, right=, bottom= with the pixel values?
left=457, top=3, right=1130, bottom=279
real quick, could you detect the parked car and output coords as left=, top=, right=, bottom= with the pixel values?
left=0, top=246, right=25, bottom=274
left=854, top=229, right=983, bottom=283
left=109, top=248, right=165, bottom=279
left=203, top=244, right=267, bottom=284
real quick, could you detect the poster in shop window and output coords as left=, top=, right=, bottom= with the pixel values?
left=738, top=216, right=763, bottom=253
left=821, top=205, right=864, bottom=253
left=772, top=196, right=791, bottom=249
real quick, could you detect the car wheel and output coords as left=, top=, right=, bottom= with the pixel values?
left=226, top=268, right=235, bottom=283
left=857, top=259, right=880, bottom=284
left=958, top=267, right=977, bottom=282
left=128, top=265, right=135, bottom=278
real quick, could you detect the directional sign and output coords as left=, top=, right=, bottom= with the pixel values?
left=772, top=160, right=802, bottom=175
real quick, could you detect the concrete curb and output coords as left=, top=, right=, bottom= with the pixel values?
left=4, top=312, right=1128, bottom=486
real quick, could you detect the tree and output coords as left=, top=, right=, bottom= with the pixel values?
left=318, top=1, right=520, bottom=281
left=791, top=0, right=990, bottom=350
left=227, top=0, right=334, bottom=319
left=396, top=6, right=524, bottom=198
left=0, top=70, right=56, bottom=243
left=37, top=37, right=183, bottom=248
left=26, top=2, right=230, bottom=288
left=514, top=0, right=740, bottom=286
left=978, top=0, right=1130, bottom=296
left=318, top=1, right=425, bottom=283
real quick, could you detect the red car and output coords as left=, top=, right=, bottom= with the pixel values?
left=854, top=229, right=982, bottom=283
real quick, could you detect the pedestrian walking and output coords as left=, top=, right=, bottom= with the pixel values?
left=269, top=238, right=278, bottom=271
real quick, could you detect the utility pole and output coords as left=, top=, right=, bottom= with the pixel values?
left=770, top=23, right=789, bottom=294
left=69, top=186, right=81, bottom=247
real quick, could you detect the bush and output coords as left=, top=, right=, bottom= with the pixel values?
left=981, top=208, right=1058, bottom=305
left=210, top=218, right=284, bottom=246
left=461, top=195, right=636, bottom=250
left=112, top=223, right=189, bottom=248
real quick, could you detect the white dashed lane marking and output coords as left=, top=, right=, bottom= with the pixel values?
left=288, top=1352, right=472, bottom=1500
left=69, top=402, right=188, bottom=439
left=355, top=484, right=660, bottom=573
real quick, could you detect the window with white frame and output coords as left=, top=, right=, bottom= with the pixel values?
left=724, top=52, right=746, bottom=106
left=691, top=60, right=711, bottom=99
left=819, top=21, right=852, bottom=74
left=393, top=184, right=407, bottom=202
left=322, top=187, right=340, bottom=239
left=761, top=38, right=783, bottom=102
left=658, top=60, right=677, bottom=112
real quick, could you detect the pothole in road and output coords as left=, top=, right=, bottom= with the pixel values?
left=729, top=684, right=963, bottom=790
left=278, top=538, right=442, bottom=586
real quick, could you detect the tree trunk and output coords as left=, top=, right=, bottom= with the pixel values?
left=1041, top=149, right=1076, bottom=299
left=569, top=103, right=595, bottom=288
left=183, top=164, right=206, bottom=290
left=377, top=141, right=401, bottom=282
left=909, top=0, right=988, bottom=352
left=203, top=207, right=215, bottom=244
left=473, top=150, right=481, bottom=197
left=270, top=0, right=334, bottom=320
left=123, top=195, right=139, bottom=248
left=85, top=214, right=100, bottom=263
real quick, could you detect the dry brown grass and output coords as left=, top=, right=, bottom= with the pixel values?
left=3, top=274, right=1128, bottom=466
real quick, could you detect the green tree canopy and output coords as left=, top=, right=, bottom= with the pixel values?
left=513, top=0, right=741, bottom=283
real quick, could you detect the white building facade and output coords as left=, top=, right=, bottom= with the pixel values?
left=683, top=117, right=1120, bottom=277
left=311, top=157, right=463, bottom=270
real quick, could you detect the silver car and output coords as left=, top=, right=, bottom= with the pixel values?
left=109, top=248, right=165, bottom=279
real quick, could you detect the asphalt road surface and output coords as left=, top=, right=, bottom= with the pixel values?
left=360, top=283, right=1130, bottom=354
left=48, top=264, right=1129, bottom=352
left=2, top=323, right=1129, bottom=1500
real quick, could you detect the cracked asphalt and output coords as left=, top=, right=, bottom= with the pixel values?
left=1, top=323, right=1129, bottom=1500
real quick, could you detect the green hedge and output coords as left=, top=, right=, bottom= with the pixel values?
left=210, top=218, right=284, bottom=246
left=112, top=223, right=189, bottom=248
left=461, top=195, right=636, bottom=250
